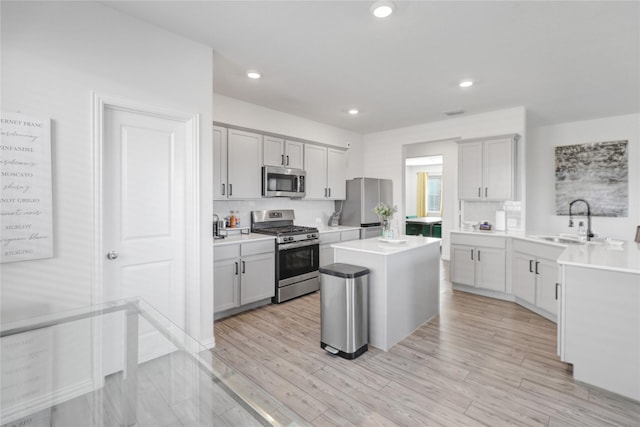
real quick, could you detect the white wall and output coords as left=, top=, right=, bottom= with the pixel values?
left=362, top=107, right=527, bottom=259
left=527, top=113, right=640, bottom=240
left=1, top=2, right=214, bottom=344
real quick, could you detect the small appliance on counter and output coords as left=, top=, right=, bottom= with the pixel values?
left=329, top=201, right=343, bottom=227
left=479, top=220, right=492, bottom=231
left=213, top=214, right=225, bottom=239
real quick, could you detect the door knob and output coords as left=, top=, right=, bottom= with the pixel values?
left=106, top=251, right=119, bottom=260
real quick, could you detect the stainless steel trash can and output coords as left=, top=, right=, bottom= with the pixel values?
left=320, top=263, right=369, bottom=359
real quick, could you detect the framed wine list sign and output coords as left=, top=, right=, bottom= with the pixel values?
left=0, top=111, right=53, bottom=263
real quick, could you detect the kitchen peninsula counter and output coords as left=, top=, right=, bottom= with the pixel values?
left=332, top=235, right=441, bottom=351
left=557, top=241, right=640, bottom=401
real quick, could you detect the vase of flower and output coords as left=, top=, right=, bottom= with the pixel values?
left=382, top=218, right=391, bottom=238
left=373, top=203, right=397, bottom=239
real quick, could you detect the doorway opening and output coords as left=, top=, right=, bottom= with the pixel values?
left=404, top=155, right=444, bottom=238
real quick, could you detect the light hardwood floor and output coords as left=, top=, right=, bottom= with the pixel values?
left=212, top=261, right=640, bottom=426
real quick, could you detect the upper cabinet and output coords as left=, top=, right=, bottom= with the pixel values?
left=214, top=123, right=348, bottom=201
left=213, top=126, right=262, bottom=200
left=213, top=126, right=228, bottom=200
left=458, top=134, right=519, bottom=201
left=304, top=145, right=347, bottom=200
left=263, top=136, right=304, bottom=170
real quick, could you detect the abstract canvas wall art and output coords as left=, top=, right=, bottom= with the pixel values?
left=555, top=140, right=628, bottom=217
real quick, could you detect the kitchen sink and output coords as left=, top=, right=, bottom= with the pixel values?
left=529, top=235, right=586, bottom=245
left=539, top=236, right=584, bottom=245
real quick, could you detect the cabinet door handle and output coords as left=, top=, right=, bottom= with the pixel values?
left=281, top=154, right=285, bottom=165
left=478, top=187, right=481, bottom=197
left=235, top=262, right=238, bottom=275
left=529, top=260, right=533, bottom=273
left=229, top=184, right=232, bottom=196
left=555, top=282, right=560, bottom=300
left=286, top=155, right=290, bottom=166
left=485, top=187, right=488, bottom=198
left=477, top=250, right=481, bottom=261
left=471, top=249, right=474, bottom=260
left=324, top=188, right=328, bottom=197
left=328, top=188, right=331, bottom=198
left=535, top=261, right=540, bottom=275
left=242, top=260, right=246, bottom=274
left=222, top=183, right=225, bottom=195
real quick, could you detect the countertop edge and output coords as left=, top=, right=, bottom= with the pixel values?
left=213, top=234, right=276, bottom=246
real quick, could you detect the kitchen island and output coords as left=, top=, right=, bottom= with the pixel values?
left=557, top=241, right=640, bottom=401
left=331, top=235, right=441, bottom=351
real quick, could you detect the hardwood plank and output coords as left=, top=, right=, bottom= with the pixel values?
left=210, top=259, right=640, bottom=427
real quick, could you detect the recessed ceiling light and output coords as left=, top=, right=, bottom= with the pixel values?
left=348, top=108, right=359, bottom=115
left=370, top=1, right=395, bottom=18
left=247, top=71, right=261, bottom=79
left=459, top=80, right=474, bottom=88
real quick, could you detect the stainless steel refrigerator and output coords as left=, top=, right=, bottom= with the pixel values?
left=337, top=178, right=393, bottom=239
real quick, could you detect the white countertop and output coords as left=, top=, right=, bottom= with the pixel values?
left=212, top=233, right=276, bottom=246
left=451, top=229, right=525, bottom=238
left=332, top=235, right=440, bottom=255
left=312, top=225, right=362, bottom=233
left=557, top=241, right=640, bottom=274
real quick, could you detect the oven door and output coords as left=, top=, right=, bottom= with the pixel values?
left=277, top=240, right=319, bottom=286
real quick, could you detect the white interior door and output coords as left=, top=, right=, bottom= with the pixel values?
left=102, top=106, right=187, bottom=375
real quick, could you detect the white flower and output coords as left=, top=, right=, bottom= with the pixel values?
left=373, top=203, right=398, bottom=219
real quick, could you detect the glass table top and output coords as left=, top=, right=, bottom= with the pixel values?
left=0, top=298, right=307, bottom=427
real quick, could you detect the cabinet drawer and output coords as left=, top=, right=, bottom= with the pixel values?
left=320, top=231, right=341, bottom=244
left=214, top=244, right=240, bottom=261
left=451, top=233, right=506, bottom=249
left=340, top=230, right=360, bottom=241
left=241, top=239, right=275, bottom=256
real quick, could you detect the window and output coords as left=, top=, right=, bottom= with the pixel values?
left=426, top=174, right=442, bottom=214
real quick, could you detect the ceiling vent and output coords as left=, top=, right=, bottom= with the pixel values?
left=444, top=109, right=465, bottom=116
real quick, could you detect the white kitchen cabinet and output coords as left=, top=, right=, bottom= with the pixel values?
left=512, top=238, right=563, bottom=320
left=513, top=252, right=536, bottom=305
left=326, top=148, right=347, bottom=199
left=263, top=136, right=304, bottom=169
left=458, top=134, right=518, bottom=201
left=213, top=126, right=262, bottom=200
left=450, top=233, right=506, bottom=293
left=304, top=144, right=347, bottom=200
left=319, top=228, right=360, bottom=266
left=214, top=239, right=275, bottom=316
left=213, top=125, right=228, bottom=200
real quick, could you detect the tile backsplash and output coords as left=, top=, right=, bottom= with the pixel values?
left=214, top=199, right=338, bottom=228
left=461, top=200, right=523, bottom=232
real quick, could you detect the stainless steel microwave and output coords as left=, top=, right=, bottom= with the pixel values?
left=262, top=166, right=306, bottom=198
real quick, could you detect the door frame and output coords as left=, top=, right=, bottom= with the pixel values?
left=91, top=91, right=201, bottom=340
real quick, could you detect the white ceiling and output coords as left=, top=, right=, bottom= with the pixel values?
left=105, top=1, right=639, bottom=134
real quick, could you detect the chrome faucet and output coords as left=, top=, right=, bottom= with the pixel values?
left=568, top=199, right=594, bottom=241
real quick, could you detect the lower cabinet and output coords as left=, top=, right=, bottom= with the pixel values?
left=214, top=239, right=275, bottom=315
left=319, top=228, right=361, bottom=266
left=450, top=233, right=506, bottom=292
left=512, top=239, right=564, bottom=319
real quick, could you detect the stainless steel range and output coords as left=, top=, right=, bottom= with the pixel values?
left=251, top=209, right=320, bottom=303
